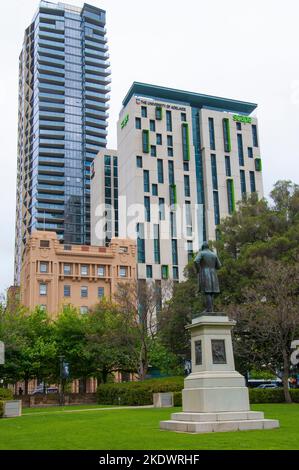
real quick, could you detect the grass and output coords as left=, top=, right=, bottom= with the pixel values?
left=0, top=404, right=298, bottom=450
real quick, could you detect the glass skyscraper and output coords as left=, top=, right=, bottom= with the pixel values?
left=14, top=1, right=110, bottom=284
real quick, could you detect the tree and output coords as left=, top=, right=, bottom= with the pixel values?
left=114, top=281, right=163, bottom=380
left=86, top=299, right=138, bottom=383
left=227, top=259, right=299, bottom=403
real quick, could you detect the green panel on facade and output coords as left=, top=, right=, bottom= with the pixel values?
left=182, top=123, right=190, bottom=161
left=223, top=118, right=231, bottom=153
left=255, top=158, right=262, bottom=171
left=155, top=106, right=163, bottom=120
left=142, top=129, right=150, bottom=153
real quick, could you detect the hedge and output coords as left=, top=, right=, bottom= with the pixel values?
left=0, top=401, right=3, bottom=418
left=0, top=388, right=13, bottom=401
left=98, top=378, right=299, bottom=406
left=97, top=377, right=184, bottom=406
left=249, top=388, right=299, bottom=404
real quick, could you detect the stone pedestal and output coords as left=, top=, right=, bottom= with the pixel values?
left=160, top=315, right=279, bottom=433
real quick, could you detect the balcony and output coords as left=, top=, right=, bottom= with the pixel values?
left=85, top=134, right=107, bottom=146
left=39, top=112, right=64, bottom=121
left=39, top=92, right=65, bottom=103
left=37, top=54, right=65, bottom=68
left=39, top=102, right=65, bottom=112
left=85, top=81, right=110, bottom=93
left=38, top=38, right=65, bottom=50
left=38, top=174, right=64, bottom=183
left=38, top=165, right=64, bottom=175
left=84, top=116, right=108, bottom=128
left=84, top=57, right=110, bottom=68
left=39, top=120, right=65, bottom=129
left=39, top=138, right=65, bottom=148
left=38, top=46, right=65, bottom=59
left=85, top=108, right=107, bottom=120
left=84, top=73, right=111, bottom=85
left=39, top=156, right=64, bottom=166
left=39, top=148, right=65, bottom=156
left=84, top=39, right=108, bottom=51
left=85, top=142, right=106, bottom=152
left=38, top=63, right=65, bottom=76
left=36, top=203, right=64, bottom=213
left=85, top=48, right=109, bottom=60
left=36, top=212, right=64, bottom=222
left=84, top=90, right=110, bottom=104
left=85, top=125, right=107, bottom=137
left=38, top=73, right=65, bottom=84
left=39, top=83, right=65, bottom=94
left=84, top=64, right=111, bottom=77
left=36, top=193, right=64, bottom=202
left=85, top=100, right=109, bottom=112
left=37, top=184, right=64, bottom=193
left=39, top=30, right=64, bottom=41
left=39, top=129, right=65, bottom=138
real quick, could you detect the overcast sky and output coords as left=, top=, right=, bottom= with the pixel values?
left=0, top=0, right=298, bottom=294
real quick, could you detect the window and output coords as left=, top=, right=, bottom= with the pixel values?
left=236, top=122, right=242, bottom=131
left=211, top=154, right=218, bottom=190
left=168, top=161, right=174, bottom=184
left=166, top=110, right=172, bottom=131
left=150, top=120, right=155, bottom=132
left=98, top=287, right=105, bottom=298
left=182, top=123, right=190, bottom=161
left=167, top=135, right=173, bottom=146
left=185, top=202, right=192, bottom=236
left=81, top=286, right=88, bottom=298
left=64, top=264, right=71, bottom=275
left=225, top=155, right=231, bottom=177
left=240, top=170, right=247, bottom=196
left=80, top=306, right=88, bottom=314
left=136, top=155, right=143, bottom=168
left=119, top=246, right=128, bottom=253
left=40, top=240, right=49, bottom=248
left=120, top=266, right=127, bottom=277
left=155, top=106, right=162, bottom=120
left=170, top=211, right=177, bottom=237
left=135, top=117, right=141, bottom=129
left=143, top=170, right=150, bottom=192
left=157, top=159, right=164, bottom=183
left=248, top=147, right=253, bottom=159
left=64, top=285, right=71, bottom=297
left=252, top=124, right=258, bottom=147
left=227, top=179, right=235, bottom=214
left=159, top=198, right=165, bottom=220
left=187, top=241, right=193, bottom=261
left=40, top=262, right=48, bottom=273
left=167, top=147, right=173, bottom=157
left=161, top=265, right=169, bottom=280
left=97, top=266, right=105, bottom=277
left=39, top=283, right=47, bottom=296
left=208, top=117, right=215, bottom=150
left=184, top=174, right=190, bottom=197
left=172, top=239, right=178, bottom=265
left=144, top=196, right=151, bottom=222
left=153, top=224, right=160, bottom=263
left=156, top=133, right=162, bottom=145
left=173, top=266, right=179, bottom=280
left=181, top=112, right=187, bottom=122
left=237, top=134, right=244, bottom=166
left=213, top=191, right=220, bottom=226
left=152, top=184, right=158, bottom=196
left=146, top=265, right=153, bottom=278
left=137, top=223, right=145, bottom=263
left=150, top=145, right=156, bottom=157
left=142, top=130, right=150, bottom=153
left=223, top=118, right=231, bottom=152
left=169, top=184, right=177, bottom=206
left=183, top=162, right=189, bottom=171
left=250, top=171, right=256, bottom=192
left=81, top=265, right=89, bottom=276
left=141, top=106, right=147, bottom=118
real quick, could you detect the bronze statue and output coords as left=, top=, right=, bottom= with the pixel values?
left=194, top=241, right=221, bottom=314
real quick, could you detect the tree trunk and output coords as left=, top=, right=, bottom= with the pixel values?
left=282, top=348, right=292, bottom=403
left=102, top=369, right=108, bottom=384
left=24, top=378, right=29, bottom=395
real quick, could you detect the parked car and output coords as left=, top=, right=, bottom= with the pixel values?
left=32, top=386, right=59, bottom=395
left=257, top=383, right=279, bottom=389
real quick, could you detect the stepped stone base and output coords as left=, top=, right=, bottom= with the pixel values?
left=160, top=411, right=279, bottom=433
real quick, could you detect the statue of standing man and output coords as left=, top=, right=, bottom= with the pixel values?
left=194, top=241, right=221, bottom=314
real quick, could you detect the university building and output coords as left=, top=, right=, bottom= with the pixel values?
left=91, top=82, right=263, bottom=286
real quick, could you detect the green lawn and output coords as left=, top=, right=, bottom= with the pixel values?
left=0, top=404, right=298, bottom=450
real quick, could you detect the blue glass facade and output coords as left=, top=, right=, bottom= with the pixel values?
left=15, top=2, right=110, bottom=283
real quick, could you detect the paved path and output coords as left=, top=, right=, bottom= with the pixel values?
left=22, top=405, right=154, bottom=417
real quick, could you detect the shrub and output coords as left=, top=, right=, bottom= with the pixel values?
left=0, top=388, right=13, bottom=401
left=0, top=401, right=3, bottom=418
left=249, top=388, right=299, bottom=404
left=97, top=376, right=184, bottom=406
left=173, top=391, right=182, bottom=407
